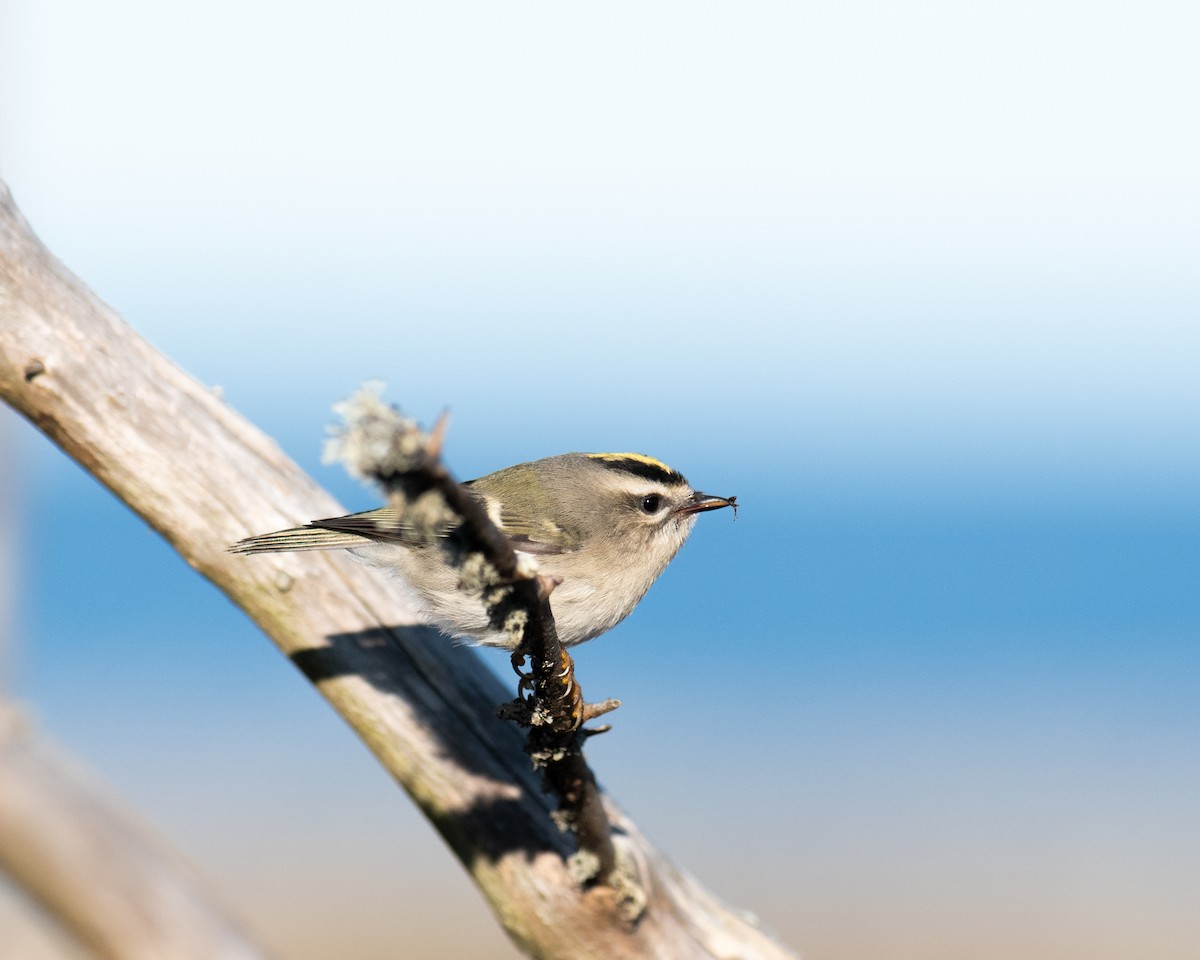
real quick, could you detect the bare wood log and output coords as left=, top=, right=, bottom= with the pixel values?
left=0, top=705, right=274, bottom=960
left=0, top=179, right=798, bottom=960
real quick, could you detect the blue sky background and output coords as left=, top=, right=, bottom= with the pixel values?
left=2, top=2, right=1198, bottom=958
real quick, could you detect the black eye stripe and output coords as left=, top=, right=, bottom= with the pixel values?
left=590, top=455, right=686, bottom=486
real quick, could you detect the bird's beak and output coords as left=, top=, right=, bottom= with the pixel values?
left=677, top=491, right=738, bottom=518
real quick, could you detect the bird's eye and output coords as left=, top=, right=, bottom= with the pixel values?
left=640, top=494, right=662, bottom=514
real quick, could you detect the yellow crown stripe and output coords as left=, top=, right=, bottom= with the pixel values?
left=586, top=452, right=675, bottom=473
left=585, top=452, right=686, bottom=485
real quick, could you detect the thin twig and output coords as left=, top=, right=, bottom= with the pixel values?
left=324, top=387, right=633, bottom=905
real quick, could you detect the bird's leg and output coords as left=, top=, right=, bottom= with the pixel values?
left=546, top=646, right=583, bottom=733
left=510, top=645, right=535, bottom=700
left=535, top=647, right=622, bottom=734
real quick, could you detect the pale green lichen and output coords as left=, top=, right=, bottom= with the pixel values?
left=459, top=551, right=501, bottom=593
left=568, top=849, right=602, bottom=885
left=527, top=707, right=563, bottom=735
left=483, top=585, right=510, bottom=608
left=322, top=382, right=426, bottom=479
left=612, top=861, right=648, bottom=923
left=407, top=489, right=454, bottom=541
left=513, top=553, right=540, bottom=580
left=503, top=608, right=528, bottom=647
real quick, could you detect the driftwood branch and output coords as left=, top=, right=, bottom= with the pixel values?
left=0, top=179, right=798, bottom=960
left=0, top=704, right=273, bottom=960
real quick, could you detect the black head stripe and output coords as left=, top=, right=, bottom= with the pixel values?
left=586, top=452, right=687, bottom=486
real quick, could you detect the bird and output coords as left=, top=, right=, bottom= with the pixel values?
left=230, top=451, right=736, bottom=649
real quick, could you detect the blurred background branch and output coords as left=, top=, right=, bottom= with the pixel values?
left=0, top=703, right=274, bottom=960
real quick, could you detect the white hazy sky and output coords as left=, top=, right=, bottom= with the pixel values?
left=3, top=1, right=1198, bottom=482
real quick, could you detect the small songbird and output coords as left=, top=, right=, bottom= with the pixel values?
left=231, top=452, right=736, bottom=649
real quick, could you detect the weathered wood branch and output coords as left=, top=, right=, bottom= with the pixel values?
left=0, top=179, right=798, bottom=960
left=0, top=704, right=274, bottom=960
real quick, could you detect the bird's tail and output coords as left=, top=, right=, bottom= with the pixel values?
left=228, top=524, right=370, bottom=555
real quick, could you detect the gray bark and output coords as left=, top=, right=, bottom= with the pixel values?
left=0, top=179, right=798, bottom=960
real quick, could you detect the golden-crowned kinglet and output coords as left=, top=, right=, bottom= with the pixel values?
left=231, top=452, right=736, bottom=648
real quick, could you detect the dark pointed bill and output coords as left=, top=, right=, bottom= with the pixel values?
left=677, top=491, right=738, bottom=518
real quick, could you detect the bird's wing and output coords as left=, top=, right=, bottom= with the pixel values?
left=228, top=506, right=423, bottom=554
left=306, top=506, right=429, bottom=543
left=230, top=501, right=582, bottom=556
left=495, top=507, right=582, bottom=556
